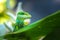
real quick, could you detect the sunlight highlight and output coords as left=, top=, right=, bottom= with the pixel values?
left=0, top=0, right=6, bottom=3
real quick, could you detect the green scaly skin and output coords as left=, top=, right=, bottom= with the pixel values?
left=13, top=11, right=31, bottom=31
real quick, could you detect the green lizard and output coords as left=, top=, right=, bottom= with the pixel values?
left=13, top=11, right=31, bottom=31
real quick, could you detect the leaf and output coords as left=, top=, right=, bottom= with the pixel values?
left=4, top=10, right=60, bottom=40
left=43, top=28, right=60, bottom=40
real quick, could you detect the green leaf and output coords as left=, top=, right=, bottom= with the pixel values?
left=4, top=10, right=60, bottom=40
left=43, top=28, right=60, bottom=40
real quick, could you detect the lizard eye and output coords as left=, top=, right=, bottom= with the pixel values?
left=18, top=12, right=24, bottom=15
left=24, top=19, right=31, bottom=26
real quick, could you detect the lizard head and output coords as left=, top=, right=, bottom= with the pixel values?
left=17, top=11, right=32, bottom=26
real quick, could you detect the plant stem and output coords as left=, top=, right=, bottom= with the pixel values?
left=4, top=23, right=13, bottom=32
